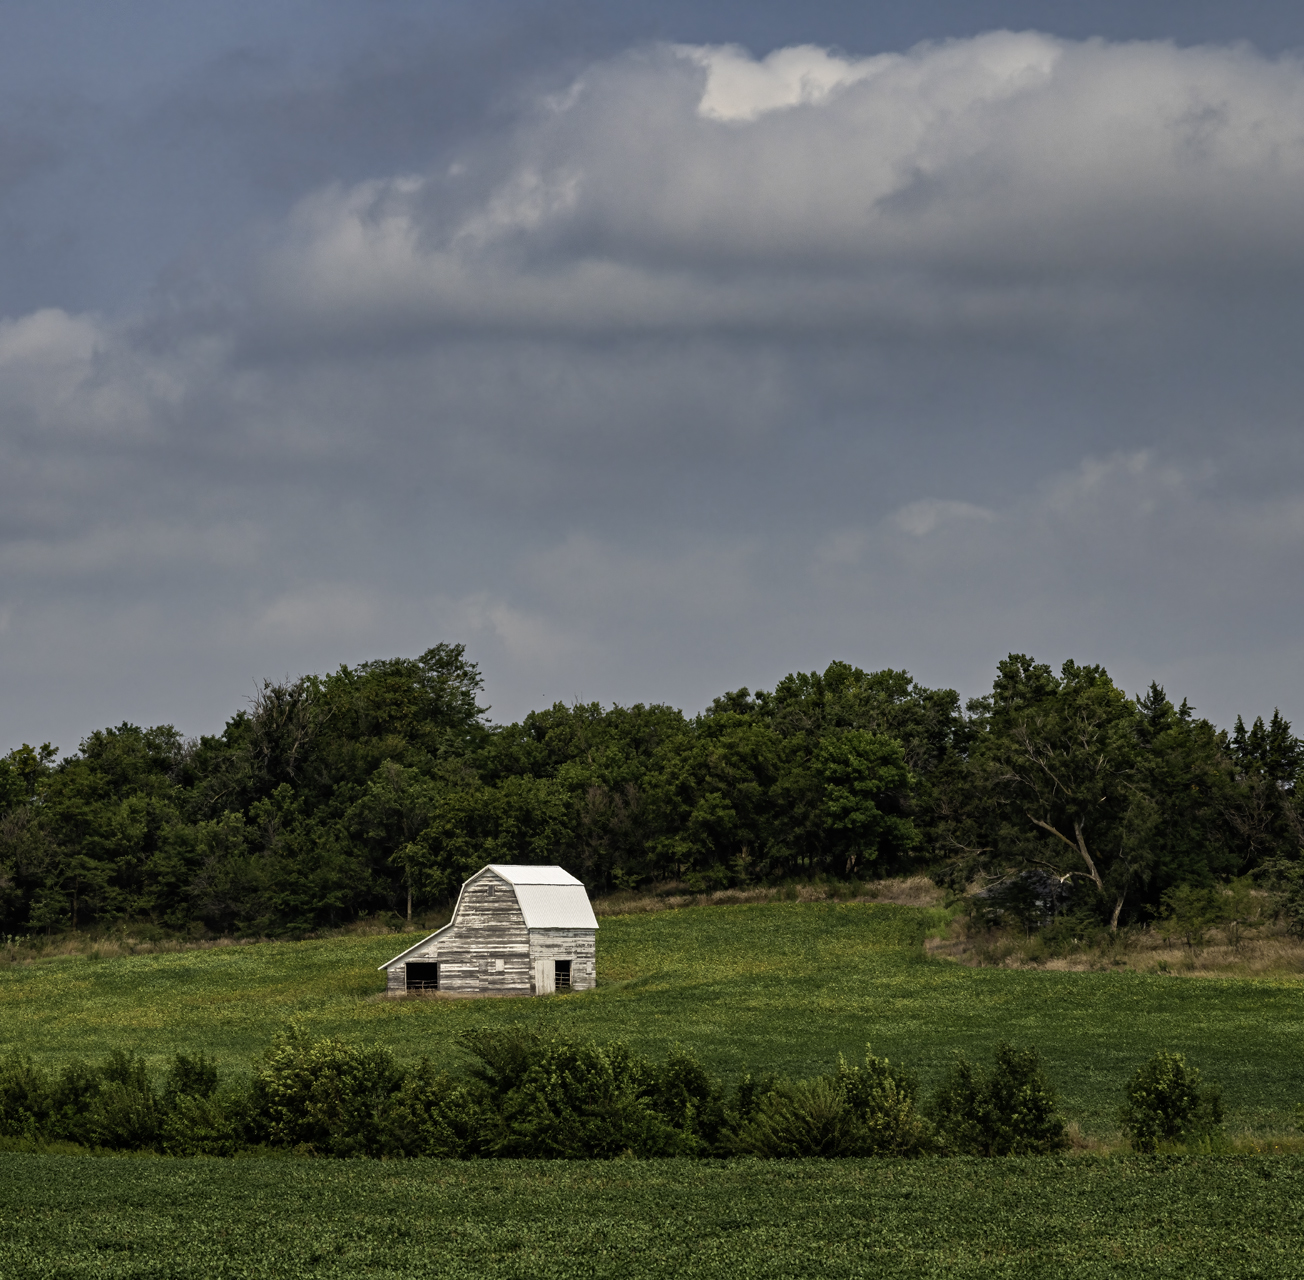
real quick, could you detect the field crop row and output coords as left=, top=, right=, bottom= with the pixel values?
left=1, top=1153, right=1302, bottom=1278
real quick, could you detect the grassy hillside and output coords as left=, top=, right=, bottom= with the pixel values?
left=2, top=900, right=1301, bottom=1135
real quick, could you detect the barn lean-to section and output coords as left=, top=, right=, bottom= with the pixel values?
left=379, top=865, right=597, bottom=996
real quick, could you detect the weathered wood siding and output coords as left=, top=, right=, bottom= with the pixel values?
left=385, top=870, right=597, bottom=995
left=528, top=928, right=597, bottom=992
left=397, top=871, right=531, bottom=994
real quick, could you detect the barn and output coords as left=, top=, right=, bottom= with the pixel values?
left=379, top=864, right=598, bottom=996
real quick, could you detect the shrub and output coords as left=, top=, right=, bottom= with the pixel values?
left=733, top=1077, right=866, bottom=1158
left=87, top=1052, right=163, bottom=1149
left=1158, top=885, right=1222, bottom=953
left=379, top=1060, right=490, bottom=1158
left=160, top=1090, right=248, bottom=1157
left=732, top=1048, right=934, bottom=1159
left=0, top=1053, right=51, bottom=1141
left=836, top=1047, right=935, bottom=1155
left=462, top=1029, right=691, bottom=1158
left=1120, top=1051, right=1224, bottom=1152
left=930, top=1043, right=1068, bottom=1156
left=46, top=1061, right=103, bottom=1145
left=163, top=1052, right=219, bottom=1106
left=250, top=1022, right=404, bottom=1156
left=1265, top=858, right=1304, bottom=938
left=648, top=1048, right=725, bottom=1152
left=717, top=1072, right=775, bottom=1149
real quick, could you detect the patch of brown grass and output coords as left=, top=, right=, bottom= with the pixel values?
left=592, top=875, right=945, bottom=917
left=0, top=910, right=452, bottom=968
left=926, top=913, right=1304, bottom=980
left=0, top=930, right=272, bottom=967
left=1055, top=1125, right=1304, bottom=1156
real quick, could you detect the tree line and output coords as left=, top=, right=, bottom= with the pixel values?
left=0, top=644, right=1300, bottom=936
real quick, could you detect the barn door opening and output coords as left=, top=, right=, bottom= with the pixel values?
left=406, top=961, right=439, bottom=992
left=555, top=960, right=572, bottom=991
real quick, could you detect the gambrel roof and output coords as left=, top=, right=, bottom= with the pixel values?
left=378, top=863, right=597, bottom=970
left=487, top=864, right=599, bottom=930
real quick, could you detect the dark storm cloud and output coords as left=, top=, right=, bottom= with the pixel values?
left=3, top=14, right=1304, bottom=751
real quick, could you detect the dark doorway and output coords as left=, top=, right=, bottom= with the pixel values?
left=555, top=959, right=572, bottom=991
left=406, top=962, right=439, bottom=991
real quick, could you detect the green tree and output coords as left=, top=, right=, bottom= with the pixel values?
left=1120, top=1051, right=1224, bottom=1152
left=930, top=1043, right=1067, bottom=1156
left=813, top=731, right=917, bottom=875
left=973, top=657, right=1146, bottom=928
left=643, top=714, right=789, bottom=887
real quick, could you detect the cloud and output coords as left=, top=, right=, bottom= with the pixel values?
left=891, top=499, right=995, bottom=538
left=0, top=308, right=187, bottom=442
left=252, top=32, right=1304, bottom=347
left=679, top=43, right=886, bottom=121
left=5, top=31, right=1304, bottom=748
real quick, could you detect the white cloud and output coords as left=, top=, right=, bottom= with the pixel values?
left=0, top=308, right=188, bottom=442
left=254, top=33, right=1304, bottom=342
left=892, top=498, right=995, bottom=537
left=678, top=43, right=888, bottom=122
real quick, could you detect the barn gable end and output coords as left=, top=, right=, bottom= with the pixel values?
left=380, top=864, right=597, bottom=997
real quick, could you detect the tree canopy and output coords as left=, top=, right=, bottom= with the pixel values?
left=0, top=645, right=1298, bottom=936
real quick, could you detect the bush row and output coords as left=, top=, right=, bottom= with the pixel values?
left=0, top=1027, right=1226, bottom=1158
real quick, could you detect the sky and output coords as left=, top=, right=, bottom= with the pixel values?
left=3, top=0, right=1304, bottom=751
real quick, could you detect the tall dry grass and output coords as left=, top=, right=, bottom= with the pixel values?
left=927, top=912, right=1304, bottom=979
left=0, top=909, right=454, bottom=968
left=0, top=931, right=260, bottom=965
left=592, top=875, right=944, bottom=917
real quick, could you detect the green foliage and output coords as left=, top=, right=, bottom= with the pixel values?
left=250, top=1022, right=404, bottom=1156
left=1265, top=858, right=1304, bottom=938
left=82, top=1050, right=161, bottom=1149
left=1, top=899, right=1301, bottom=1140
left=930, top=1043, right=1068, bottom=1155
left=1158, top=884, right=1223, bottom=952
left=814, top=732, right=918, bottom=873
left=1121, top=1051, right=1225, bottom=1152
left=1, top=641, right=1299, bottom=937
left=163, top=1050, right=219, bottom=1105
left=732, top=1046, right=934, bottom=1158
left=378, top=1058, right=489, bottom=1158
left=460, top=1028, right=702, bottom=1157
left=0, top=1053, right=50, bottom=1142
left=732, top=1076, right=868, bottom=1157
left=0, top=1046, right=243, bottom=1153
left=159, top=1090, right=246, bottom=1156
left=1219, top=876, right=1263, bottom=949
left=3, top=1154, right=1304, bottom=1278
left=835, top=1047, right=935, bottom=1155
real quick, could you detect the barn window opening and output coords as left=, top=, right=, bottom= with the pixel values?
left=555, top=960, right=572, bottom=991
left=406, top=961, right=439, bottom=992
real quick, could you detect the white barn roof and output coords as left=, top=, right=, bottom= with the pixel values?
left=512, top=883, right=598, bottom=929
left=486, top=865, right=598, bottom=928
left=487, top=864, right=584, bottom=886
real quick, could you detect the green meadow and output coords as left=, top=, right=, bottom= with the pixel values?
left=2, top=900, right=1300, bottom=1136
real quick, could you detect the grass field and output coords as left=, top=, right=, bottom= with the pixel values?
left=1, top=1153, right=1302, bottom=1279
left=1, top=900, right=1301, bottom=1136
